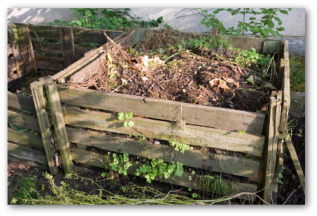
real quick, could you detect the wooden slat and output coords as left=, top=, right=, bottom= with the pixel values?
left=63, top=106, right=265, bottom=157
left=59, top=27, right=76, bottom=67
left=285, top=135, right=305, bottom=193
left=72, top=28, right=123, bottom=44
left=8, top=127, right=44, bottom=151
left=28, top=24, right=60, bottom=41
left=31, top=80, right=58, bottom=175
left=71, top=147, right=258, bottom=201
left=69, top=53, right=106, bottom=83
left=8, top=57, right=17, bottom=74
left=263, top=96, right=277, bottom=203
left=8, top=142, right=47, bottom=165
left=46, top=82, right=73, bottom=173
left=35, top=56, right=65, bottom=71
left=57, top=84, right=265, bottom=135
left=8, top=24, right=24, bottom=78
left=67, top=127, right=261, bottom=178
left=31, top=40, right=62, bottom=54
left=280, top=40, right=291, bottom=135
left=15, top=23, right=37, bottom=75
left=8, top=109, right=40, bottom=131
left=8, top=91, right=36, bottom=114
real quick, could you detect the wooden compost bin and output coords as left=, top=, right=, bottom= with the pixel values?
left=7, top=28, right=290, bottom=204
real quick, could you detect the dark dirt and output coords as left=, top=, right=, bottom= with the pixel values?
left=276, top=115, right=305, bottom=204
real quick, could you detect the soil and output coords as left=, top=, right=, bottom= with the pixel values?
left=276, top=115, right=305, bottom=204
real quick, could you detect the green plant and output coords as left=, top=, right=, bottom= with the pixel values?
left=104, top=152, right=132, bottom=176
left=49, top=8, right=165, bottom=30
left=202, top=174, right=234, bottom=198
left=10, top=174, right=39, bottom=204
left=278, top=166, right=286, bottom=184
left=117, top=112, right=134, bottom=127
left=197, top=8, right=292, bottom=38
left=289, top=55, right=305, bottom=92
left=180, top=35, right=233, bottom=50
left=135, top=159, right=183, bottom=183
left=234, top=48, right=271, bottom=69
left=169, top=140, right=193, bottom=153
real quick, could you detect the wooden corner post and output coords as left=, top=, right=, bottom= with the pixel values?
left=31, top=78, right=73, bottom=175
left=31, top=80, right=58, bottom=175
left=46, top=82, right=73, bottom=173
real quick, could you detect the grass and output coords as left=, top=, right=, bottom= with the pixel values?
left=289, top=55, right=305, bottom=92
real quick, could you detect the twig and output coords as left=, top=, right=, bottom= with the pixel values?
left=103, top=31, right=130, bottom=60
left=111, top=73, right=137, bottom=93
left=163, top=53, right=179, bottom=63
left=283, top=190, right=296, bottom=205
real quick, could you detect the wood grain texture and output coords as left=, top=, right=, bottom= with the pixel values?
left=68, top=53, right=106, bottom=84
left=63, top=106, right=265, bottom=157
left=8, top=127, right=44, bottom=151
left=59, top=27, right=76, bottom=67
left=8, top=109, right=40, bottom=132
left=15, top=23, right=37, bottom=75
left=57, top=84, right=265, bottom=135
left=46, top=82, right=73, bottom=173
left=67, top=127, right=261, bottom=178
left=8, top=24, right=24, bottom=78
left=8, top=91, right=36, bottom=114
left=8, top=142, right=47, bottom=165
left=35, top=56, right=65, bottom=71
left=263, top=96, right=277, bottom=203
left=31, top=80, right=58, bottom=175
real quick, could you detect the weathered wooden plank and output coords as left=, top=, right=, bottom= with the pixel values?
left=35, top=56, right=65, bottom=71
left=28, top=24, right=60, bottom=41
left=15, top=23, right=37, bottom=75
left=57, top=84, right=265, bottom=135
left=8, top=109, right=40, bottom=131
left=71, top=147, right=258, bottom=201
left=285, top=135, right=305, bottom=193
left=63, top=106, right=265, bottom=157
left=8, top=155, right=49, bottom=170
left=60, top=27, right=76, bottom=67
left=263, top=96, right=277, bottom=203
left=8, top=127, right=44, bottom=151
left=280, top=40, right=291, bottom=135
left=8, top=56, right=17, bottom=74
left=67, top=127, right=261, bottom=178
left=72, top=28, right=123, bottom=44
left=31, top=40, right=62, bottom=54
left=8, top=24, right=24, bottom=78
left=46, top=82, right=73, bottom=173
left=263, top=40, right=281, bottom=54
left=68, top=53, right=106, bottom=83
left=8, top=142, right=47, bottom=165
left=272, top=134, right=284, bottom=201
left=8, top=91, right=36, bottom=114
left=31, top=80, right=58, bottom=175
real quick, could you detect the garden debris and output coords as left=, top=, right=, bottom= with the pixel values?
left=76, top=33, right=276, bottom=112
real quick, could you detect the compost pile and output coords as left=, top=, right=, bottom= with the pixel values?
left=79, top=31, right=276, bottom=112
